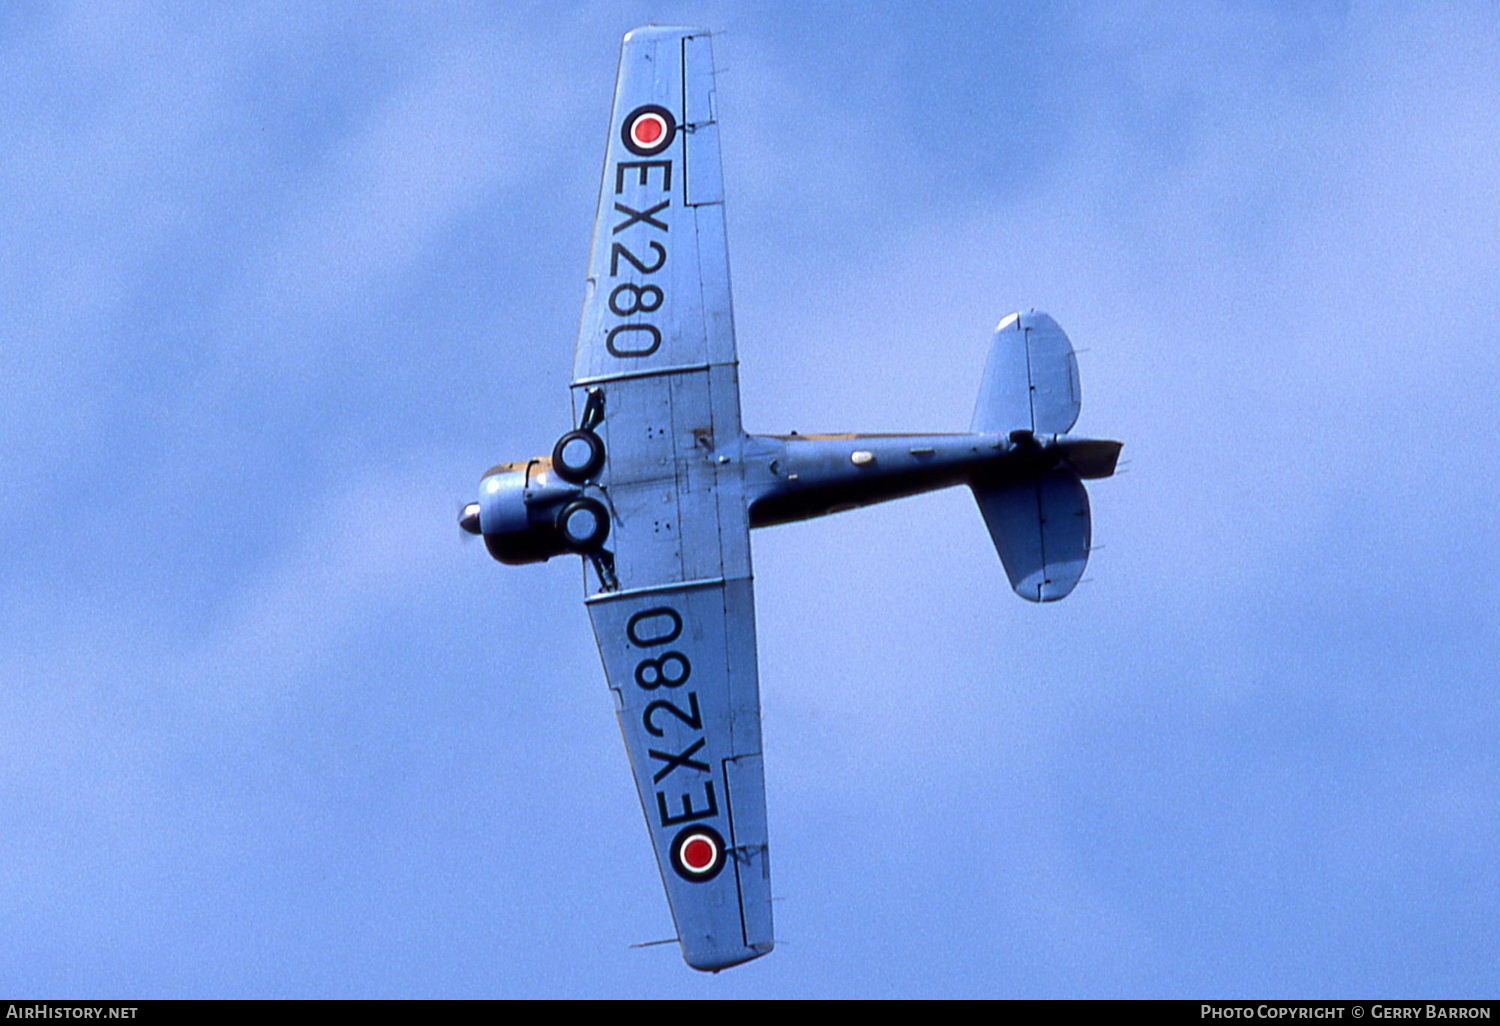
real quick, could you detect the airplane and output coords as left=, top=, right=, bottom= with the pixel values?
left=459, top=25, right=1122, bottom=972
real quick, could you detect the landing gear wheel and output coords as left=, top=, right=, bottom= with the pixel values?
left=557, top=498, right=610, bottom=551
left=552, top=429, right=605, bottom=483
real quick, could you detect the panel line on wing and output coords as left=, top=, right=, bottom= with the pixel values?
left=680, top=33, right=725, bottom=209
left=584, top=573, right=749, bottom=605
left=680, top=36, right=691, bottom=206
left=717, top=753, right=748, bottom=949
left=573, top=361, right=730, bottom=388
left=719, top=754, right=765, bottom=950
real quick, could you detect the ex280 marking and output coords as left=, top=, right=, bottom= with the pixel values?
left=625, top=605, right=720, bottom=837
left=604, top=139, right=673, bottom=359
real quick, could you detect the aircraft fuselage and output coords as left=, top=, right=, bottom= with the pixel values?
left=463, top=429, right=1119, bottom=568
left=743, top=431, right=1077, bottom=528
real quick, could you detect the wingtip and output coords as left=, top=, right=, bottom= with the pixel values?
left=684, top=941, right=774, bottom=973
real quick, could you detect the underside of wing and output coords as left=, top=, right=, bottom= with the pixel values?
left=578, top=28, right=772, bottom=973
left=574, top=27, right=737, bottom=395
left=588, top=577, right=773, bottom=971
left=571, top=26, right=750, bottom=595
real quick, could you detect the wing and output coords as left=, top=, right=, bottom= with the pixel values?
left=574, top=27, right=737, bottom=410
left=576, top=27, right=773, bottom=971
left=588, top=577, right=772, bottom=971
left=573, top=26, right=746, bottom=591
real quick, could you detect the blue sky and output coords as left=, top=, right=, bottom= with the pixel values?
left=2, top=0, right=1496, bottom=999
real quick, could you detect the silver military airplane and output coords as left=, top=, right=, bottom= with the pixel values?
left=460, top=26, right=1122, bottom=972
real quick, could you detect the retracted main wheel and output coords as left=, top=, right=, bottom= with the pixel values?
left=557, top=497, right=610, bottom=551
left=552, top=429, right=605, bottom=483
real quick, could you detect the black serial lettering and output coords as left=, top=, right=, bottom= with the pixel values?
left=608, top=282, right=663, bottom=317
left=610, top=240, right=666, bottom=276
left=657, top=780, right=718, bottom=827
left=615, top=160, right=672, bottom=193
left=634, top=650, right=690, bottom=690
left=627, top=606, right=683, bottom=648
left=628, top=603, right=718, bottom=830
left=612, top=199, right=670, bottom=234
left=649, top=738, right=709, bottom=783
left=643, top=692, right=702, bottom=736
left=602, top=158, right=671, bottom=359
left=606, top=323, right=661, bottom=358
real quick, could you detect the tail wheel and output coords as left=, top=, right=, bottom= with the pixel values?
left=552, top=429, right=605, bottom=483
left=557, top=498, right=610, bottom=551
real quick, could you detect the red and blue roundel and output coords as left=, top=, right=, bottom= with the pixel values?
left=670, top=824, right=726, bottom=883
left=621, top=104, right=676, bottom=157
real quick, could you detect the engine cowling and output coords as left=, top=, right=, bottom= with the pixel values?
left=464, top=458, right=613, bottom=565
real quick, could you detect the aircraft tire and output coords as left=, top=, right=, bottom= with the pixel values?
left=557, top=498, right=610, bottom=551
left=552, top=429, right=605, bottom=483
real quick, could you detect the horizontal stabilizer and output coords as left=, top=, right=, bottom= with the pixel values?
left=1059, top=438, right=1123, bottom=480
left=973, top=468, right=1091, bottom=602
left=972, top=311, right=1081, bottom=436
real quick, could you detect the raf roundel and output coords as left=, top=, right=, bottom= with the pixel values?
left=621, top=104, right=677, bottom=157
left=670, top=825, right=727, bottom=883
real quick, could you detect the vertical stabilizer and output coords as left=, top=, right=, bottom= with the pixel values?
left=972, top=311, right=1081, bottom=435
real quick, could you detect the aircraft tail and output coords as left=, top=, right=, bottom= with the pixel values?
left=970, top=311, right=1112, bottom=602
left=972, top=311, right=1080, bottom=435
left=973, top=469, right=1091, bottom=602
